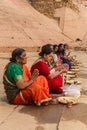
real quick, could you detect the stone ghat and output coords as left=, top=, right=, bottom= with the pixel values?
left=0, top=47, right=41, bottom=53
left=0, top=46, right=87, bottom=53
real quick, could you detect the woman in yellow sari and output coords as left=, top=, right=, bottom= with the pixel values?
left=3, top=48, right=57, bottom=106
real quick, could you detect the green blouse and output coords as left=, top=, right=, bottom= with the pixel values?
left=5, top=63, right=23, bottom=83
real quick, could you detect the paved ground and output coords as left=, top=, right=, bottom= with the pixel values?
left=0, top=50, right=87, bottom=130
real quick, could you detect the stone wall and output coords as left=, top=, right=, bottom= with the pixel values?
left=30, top=0, right=79, bottom=18
left=30, top=0, right=54, bottom=18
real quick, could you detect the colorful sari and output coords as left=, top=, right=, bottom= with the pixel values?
left=3, top=63, right=52, bottom=106
left=31, top=61, right=63, bottom=94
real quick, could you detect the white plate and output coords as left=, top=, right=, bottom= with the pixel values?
left=66, top=80, right=81, bottom=84
left=70, top=68, right=79, bottom=71
left=66, top=74, right=76, bottom=78
left=67, top=71, right=75, bottom=74
left=58, top=96, right=79, bottom=104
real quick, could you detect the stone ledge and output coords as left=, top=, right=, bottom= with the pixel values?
left=0, top=46, right=87, bottom=52
left=0, top=47, right=41, bottom=53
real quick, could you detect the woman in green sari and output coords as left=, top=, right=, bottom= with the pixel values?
left=3, top=48, right=58, bottom=106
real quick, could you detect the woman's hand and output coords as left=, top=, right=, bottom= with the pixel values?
left=30, top=69, right=39, bottom=81
left=16, top=69, right=39, bottom=89
left=60, top=68, right=67, bottom=74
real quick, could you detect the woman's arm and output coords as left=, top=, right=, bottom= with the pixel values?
left=16, top=69, right=39, bottom=89
left=16, top=79, right=34, bottom=89
left=48, top=68, right=67, bottom=79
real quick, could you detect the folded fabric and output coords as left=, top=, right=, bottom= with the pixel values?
left=63, top=84, right=81, bottom=98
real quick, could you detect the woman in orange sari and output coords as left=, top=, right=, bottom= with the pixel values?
left=3, top=48, right=57, bottom=106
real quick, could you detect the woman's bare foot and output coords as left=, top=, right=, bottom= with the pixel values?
left=67, top=102, right=73, bottom=108
left=49, top=98, right=59, bottom=105
left=42, top=101, right=49, bottom=106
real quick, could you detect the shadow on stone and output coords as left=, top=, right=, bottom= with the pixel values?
left=19, top=104, right=64, bottom=124
left=79, top=72, right=87, bottom=79
left=61, top=103, right=87, bottom=126
left=35, top=125, right=44, bottom=130
left=0, top=95, right=8, bottom=103
left=81, top=90, right=87, bottom=95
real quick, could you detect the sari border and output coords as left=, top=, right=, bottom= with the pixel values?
left=34, top=98, right=52, bottom=106
left=4, top=75, right=15, bottom=86
left=20, top=91, right=29, bottom=104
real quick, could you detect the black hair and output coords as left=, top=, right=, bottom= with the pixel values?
left=57, top=43, right=64, bottom=56
left=53, top=44, right=58, bottom=50
left=64, top=43, right=69, bottom=48
left=10, top=48, right=25, bottom=62
left=58, top=43, right=63, bottom=48
left=39, top=44, right=53, bottom=57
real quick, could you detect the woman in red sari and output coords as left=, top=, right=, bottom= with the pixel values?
left=3, top=48, right=58, bottom=106
left=31, top=44, right=67, bottom=94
